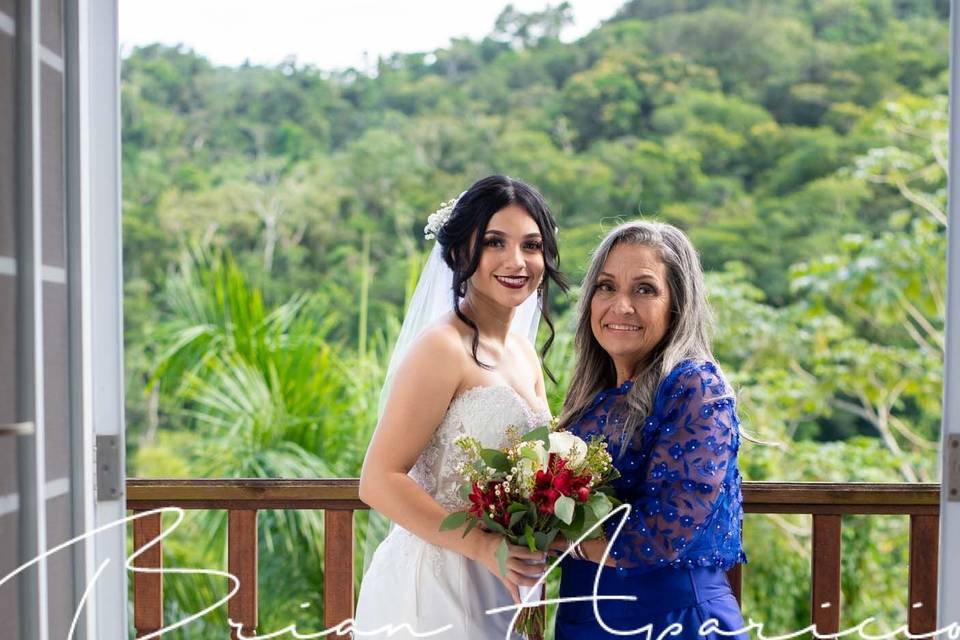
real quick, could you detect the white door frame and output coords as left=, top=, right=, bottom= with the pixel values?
left=940, top=0, right=960, bottom=630
left=53, top=0, right=960, bottom=636
left=65, top=0, right=127, bottom=638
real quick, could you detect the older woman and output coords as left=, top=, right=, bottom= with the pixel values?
left=552, top=221, right=748, bottom=640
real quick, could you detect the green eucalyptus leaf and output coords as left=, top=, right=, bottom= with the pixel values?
left=533, top=531, right=549, bottom=550
left=440, top=511, right=468, bottom=531
left=525, top=525, right=537, bottom=551
left=480, top=449, right=510, bottom=471
left=521, top=426, right=550, bottom=447
left=588, top=492, right=612, bottom=519
left=482, top=513, right=506, bottom=535
left=496, top=538, right=509, bottom=577
left=554, top=496, right=575, bottom=524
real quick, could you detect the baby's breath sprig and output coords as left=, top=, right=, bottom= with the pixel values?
left=423, top=190, right=467, bottom=240
left=503, top=425, right=522, bottom=448
left=580, top=435, right=615, bottom=483
left=454, top=435, right=482, bottom=455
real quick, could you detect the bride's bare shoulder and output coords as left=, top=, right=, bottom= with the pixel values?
left=402, top=318, right=467, bottom=368
left=383, top=321, right=466, bottom=418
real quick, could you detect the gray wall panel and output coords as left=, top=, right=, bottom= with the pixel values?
left=0, top=0, right=13, bottom=23
left=45, top=493, right=75, bottom=640
left=0, top=32, right=14, bottom=257
left=0, top=438, right=19, bottom=504
left=0, top=432, right=17, bottom=508
left=0, top=276, right=14, bottom=426
left=42, top=283, right=68, bottom=480
left=39, top=0, right=61, bottom=56
left=41, top=63, right=64, bottom=268
left=0, top=512, right=22, bottom=640
left=45, top=549, right=75, bottom=640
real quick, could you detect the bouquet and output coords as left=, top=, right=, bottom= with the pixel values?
left=440, top=419, right=620, bottom=638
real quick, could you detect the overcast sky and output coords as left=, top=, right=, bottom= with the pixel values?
left=119, top=0, right=626, bottom=71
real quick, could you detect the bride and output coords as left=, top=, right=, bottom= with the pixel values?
left=353, top=175, right=568, bottom=639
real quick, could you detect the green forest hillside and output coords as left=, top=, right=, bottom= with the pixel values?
left=122, top=1, right=948, bottom=636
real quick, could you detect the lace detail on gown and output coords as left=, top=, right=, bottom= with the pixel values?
left=404, top=385, right=550, bottom=579
left=355, top=385, right=551, bottom=639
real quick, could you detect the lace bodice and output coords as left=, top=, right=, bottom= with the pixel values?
left=409, top=385, right=552, bottom=510
left=358, top=384, right=545, bottom=636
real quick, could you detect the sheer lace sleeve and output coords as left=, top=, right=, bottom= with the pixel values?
left=604, top=361, right=741, bottom=574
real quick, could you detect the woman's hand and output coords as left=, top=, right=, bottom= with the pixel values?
left=548, top=535, right=570, bottom=557
left=472, top=531, right=547, bottom=603
left=548, top=534, right=617, bottom=567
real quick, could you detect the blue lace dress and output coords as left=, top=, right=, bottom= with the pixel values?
left=555, top=360, right=748, bottom=640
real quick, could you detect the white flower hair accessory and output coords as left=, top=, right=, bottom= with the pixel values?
left=424, top=191, right=467, bottom=240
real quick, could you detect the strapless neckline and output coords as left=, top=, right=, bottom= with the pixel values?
left=450, top=384, right=551, bottom=423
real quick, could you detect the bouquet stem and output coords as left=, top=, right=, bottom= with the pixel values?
left=515, top=584, right=545, bottom=640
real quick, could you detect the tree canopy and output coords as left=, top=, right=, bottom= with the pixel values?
left=121, top=1, right=947, bottom=635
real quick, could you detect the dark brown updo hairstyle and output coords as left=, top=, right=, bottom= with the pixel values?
left=436, top=175, right=568, bottom=381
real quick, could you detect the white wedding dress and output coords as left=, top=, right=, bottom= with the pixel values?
left=353, top=384, right=551, bottom=639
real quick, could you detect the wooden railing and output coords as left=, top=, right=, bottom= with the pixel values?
left=126, top=480, right=941, bottom=639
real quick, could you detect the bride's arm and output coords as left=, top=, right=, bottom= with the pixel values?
left=359, top=326, right=544, bottom=598
left=359, top=327, right=463, bottom=548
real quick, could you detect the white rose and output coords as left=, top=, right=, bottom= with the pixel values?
left=549, top=431, right=587, bottom=469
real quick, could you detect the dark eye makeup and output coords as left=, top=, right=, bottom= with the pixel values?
left=482, top=236, right=543, bottom=251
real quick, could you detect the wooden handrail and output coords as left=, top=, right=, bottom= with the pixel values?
left=126, top=480, right=942, bottom=639
left=742, top=482, right=940, bottom=513
left=126, top=478, right=940, bottom=509
left=126, top=478, right=366, bottom=510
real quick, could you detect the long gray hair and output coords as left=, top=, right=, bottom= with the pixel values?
left=559, top=220, right=717, bottom=448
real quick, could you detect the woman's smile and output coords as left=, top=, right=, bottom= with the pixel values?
left=495, top=274, right=530, bottom=289
left=467, top=203, right=545, bottom=306
left=602, top=322, right=642, bottom=333
left=590, top=243, right=672, bottom=382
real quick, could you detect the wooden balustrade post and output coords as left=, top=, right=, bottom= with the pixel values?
left=726, top=564, right=743, bottom=607
left=123, top=479, right=942, bottom=639
left=133, top=510, right=163, bottom=639
left=726, top=518, right=744, bottom=607
left=228, top=510, right=259, bottom=640
left=324, top=510, right=355, bottom=640
left=811, top=514, right=842, bottom=636
left=908, top=514, right=940, bottom=635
